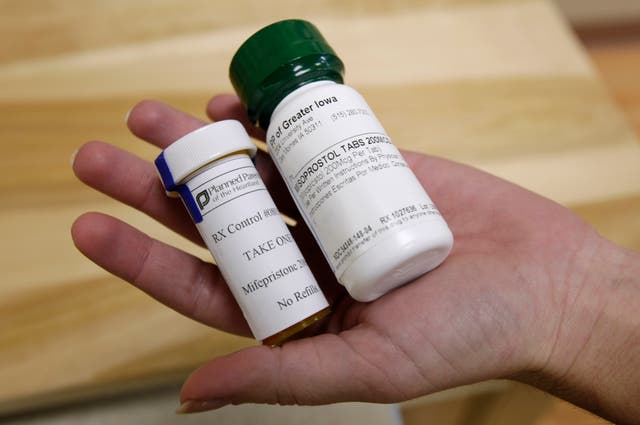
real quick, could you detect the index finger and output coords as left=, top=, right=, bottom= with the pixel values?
left=206, top=94, right=265, bottom=141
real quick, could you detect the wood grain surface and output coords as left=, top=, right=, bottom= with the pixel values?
left=1, top=0, right=638, bottom=420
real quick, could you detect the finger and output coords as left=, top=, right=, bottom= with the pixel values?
left=71, top=212, right=250, bottom=336
left=127, top=99, right=207, bottom=148
left=72, top=141, right=204, bottom=246
left=178, top=329, right=414, bottom=412
left=206, top=94, right=265, bottom=141
left=206, top=94, right=300, bottom=218
left=129, top=98, right=300, bottom=218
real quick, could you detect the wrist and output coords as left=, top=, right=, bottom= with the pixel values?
left=522, top=235, right=640, bottom=423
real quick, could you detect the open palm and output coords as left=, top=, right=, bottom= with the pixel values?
left=72, top=96, right=603, bottom=413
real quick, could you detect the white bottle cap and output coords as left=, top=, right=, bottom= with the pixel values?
left=155, top=120, right=258, bottom=223
left=156, top=120, right=257, bottom=187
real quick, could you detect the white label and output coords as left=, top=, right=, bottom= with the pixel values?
left=267, top=82, right=445, bottom=276
left=186, top=154, right=328, bottom=341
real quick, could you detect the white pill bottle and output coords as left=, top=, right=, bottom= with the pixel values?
left=155, top=121, right=329, bottom=345
left=230, top=20, right=453, bottom=302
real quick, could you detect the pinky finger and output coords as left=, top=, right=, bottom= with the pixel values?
left=71, top=211, right=251, bottom=337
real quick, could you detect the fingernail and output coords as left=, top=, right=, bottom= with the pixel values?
left=124, top=107, right=133, bottom=125
left=176, top=399, right=228, bottom=414
left=69, top=148, right=79, bottom=167
left=280, top=213, right=297, bottom=227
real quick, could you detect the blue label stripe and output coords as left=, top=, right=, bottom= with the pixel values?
left=155, top=152, right=204, bottom=223
left=178, top=186, right=203, bottom=223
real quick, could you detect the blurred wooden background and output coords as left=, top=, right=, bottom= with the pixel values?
left=1, top=0, right=639, bottom=423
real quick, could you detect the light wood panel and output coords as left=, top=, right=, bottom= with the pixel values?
left=0, top=0, right=516, bottom=64
left=1, top=0, right=638, bottom=420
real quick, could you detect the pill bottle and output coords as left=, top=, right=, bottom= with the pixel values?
left=229, top=20, right=453, bottom=302
left=155, top=120, right=330, bottom=346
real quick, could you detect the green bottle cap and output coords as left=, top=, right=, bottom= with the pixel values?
left=229, top=19, right=345, bottom=129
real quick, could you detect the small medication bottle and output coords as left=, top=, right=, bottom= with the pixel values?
left=155, top=120, right=330, bottom=346
left=230, top=20, right=454, bottom=302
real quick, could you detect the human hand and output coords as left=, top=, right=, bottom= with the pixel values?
left=71, top=97, right=640, bottom=423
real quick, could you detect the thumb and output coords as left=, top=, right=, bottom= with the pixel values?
left=177, top=331, right=404, bottom=413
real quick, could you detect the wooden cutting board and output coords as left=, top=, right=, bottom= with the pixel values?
left=1, top=0, right=639, bottom=416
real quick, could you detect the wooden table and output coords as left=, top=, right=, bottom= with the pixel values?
left=1, top=0, right=639, bottom=420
